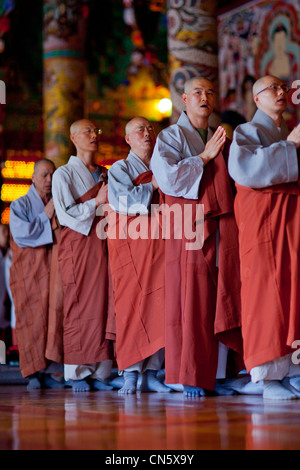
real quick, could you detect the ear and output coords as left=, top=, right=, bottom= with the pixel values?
left=125, top=134, right=130, bottom=146
left=70, top=133, right=76, bottom=146
left=181, top=93, right=187, bottom=105
left=253, top=94, right=259, bottom=107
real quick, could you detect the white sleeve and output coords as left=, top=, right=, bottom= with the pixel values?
left=150, top=128, right=204, bottom=199
left=52, top=168, right=96, bottom=236
left=108, top=161, right=153, bottom=214
left=228, top=124, right=299, bottom=188
left=9, top=198, right=53, bottom=248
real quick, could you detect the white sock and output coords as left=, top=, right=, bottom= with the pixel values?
left=288, top=375, right=300, bottom=392
left=118, top=371, right=138, bottom=394
left=140, top=370, right=171, bottom=393
left=263, top=380, right=297, bottom=400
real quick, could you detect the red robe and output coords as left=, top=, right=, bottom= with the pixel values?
left=58, top=176, right=113, bottom=365
left=107, top=171, right=165, bottom=371
left=163, top=151, right=243, bottom=390
left=9, top=216, right=63, bottom=377
left=234, top=181, right=300, bottom=372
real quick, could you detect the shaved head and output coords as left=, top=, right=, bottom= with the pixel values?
left=252, top=75, right=289, bottom=124
left=181, top=76, right=215, bottom=128
left=253, top=75, right=279, bottom=96
left=32, top=159, right=55, bottom=200
left=125, top=116, right=151, bottom=136
left=33, top=158, right=55, bottom=174
left=124, top=116, right=155, bottom=162
left=70, top=119, right=95, bottom=135
left=184, top=76, right=214, bottom=94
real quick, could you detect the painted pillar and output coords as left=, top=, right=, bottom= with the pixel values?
left=43, top=0, right=88, bottom=167
left=167, top=0, right=220, bottom=124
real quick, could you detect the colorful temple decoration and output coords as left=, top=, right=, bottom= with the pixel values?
left=218, top=0, right=300, bottom=128
left=167, top=0, right=219, bottom=123
left=43, top=0, right=88, bottom=167
left=86, top=0, right=171, bottom=168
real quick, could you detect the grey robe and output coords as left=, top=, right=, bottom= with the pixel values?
left=52, top=156, right=105, bottom=235
left=9, top=185, right=53, bottom=248
left=108, top=150, right=153, bottom=214
left=150, top=111, right=214, bottom=199
left=228, top=109, right=298, bottom=188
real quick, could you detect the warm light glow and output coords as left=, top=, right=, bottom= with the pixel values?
left=2, top=160, right=35, bottom=179
left=1, top=207, right=10, bottom=225
left=1, top=184, right=30, bottom=202
left=158, top=98, right=172, bottom=115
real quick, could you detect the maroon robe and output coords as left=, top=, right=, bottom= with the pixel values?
left=163, top=150, right=243, bottom=390
left=9, top=216, right=63, bottom=377
left=234, top=181, right=300, bottom=372
left=58, top=174, right=113, bottom=365
left=107, top=171, right=165, bottom=371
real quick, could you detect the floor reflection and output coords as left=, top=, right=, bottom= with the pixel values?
left=0, top=386, right=300, bottom=450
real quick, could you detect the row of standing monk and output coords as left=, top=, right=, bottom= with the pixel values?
left=8, top=74, right=300, bottom=399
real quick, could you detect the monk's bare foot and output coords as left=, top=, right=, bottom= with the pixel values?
left=42, top=373, right=66, bottom=389
left=90, top=379, right=113, bottom=391
left=183, top=385, right=205, bottom=397
left=27, top=374, right=42, bottom=390
left=71, top=379, right=90, bottom=392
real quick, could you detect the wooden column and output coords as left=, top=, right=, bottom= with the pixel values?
left=167, top=0, right=220, bottom=124
left=43, top=0, right=88, bottom=167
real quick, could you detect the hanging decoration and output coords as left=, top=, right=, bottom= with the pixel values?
left=116, top=0, right=171, bottom=121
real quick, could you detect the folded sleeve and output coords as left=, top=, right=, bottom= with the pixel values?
left=108, top=161, right=153, bottom=214
left=150, top=127, right=204, bottom=199
left=9, top=198, right=53, bottom=248
left=52, top=168, right=96, bottom=236
left=228, top=124, right=299, bottom=188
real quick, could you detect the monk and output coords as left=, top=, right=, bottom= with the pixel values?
left=52, top=119, right=114, bottom=392
left=107, top=116, right=170, bottom=394
left=9, top=159, right=64, bottom=389
left=228, top=75, right=300, bottom=400
left=151, top=77, right=243, bottom=396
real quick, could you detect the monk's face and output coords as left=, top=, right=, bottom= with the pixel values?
left=253, top=76, right=288, bottom=116
left=125, top=118, right=156, bottom=156
left=181, top=79, right=215, bottom=120
left=71, top=120, right=100, bottom=153
left=32, top=161, right=55, bottom=198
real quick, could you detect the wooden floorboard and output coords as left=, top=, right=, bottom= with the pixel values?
left=0, top=384, right=300, bottom=451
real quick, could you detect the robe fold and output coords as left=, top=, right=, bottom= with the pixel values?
left=9, top=185, right=63, bottom=377
left=45, top=215, right=64, bottom=364
left=229, top=109, right=300, bottom=373
left=151, top=112, right=243, bottom=390
left=107, top=154, right=165, bottom=371
left=57, top=174, right=113, bottom=365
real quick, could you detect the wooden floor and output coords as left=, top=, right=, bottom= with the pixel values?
left=1, top=383, right=300, bottom=451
